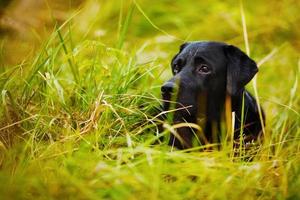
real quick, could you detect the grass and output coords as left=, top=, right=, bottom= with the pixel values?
left=0, top=0, right=300, bottom=199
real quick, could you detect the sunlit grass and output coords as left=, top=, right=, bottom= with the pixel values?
left=0, top=0, right=300, bottom=199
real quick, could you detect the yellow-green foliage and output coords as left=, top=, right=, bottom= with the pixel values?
left=0, top=0, right=299, bottom=199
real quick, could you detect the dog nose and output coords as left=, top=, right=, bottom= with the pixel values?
left=161, top=82, right=176, bottom=93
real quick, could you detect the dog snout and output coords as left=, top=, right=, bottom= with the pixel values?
left=161, top=82, right=176, bottom=94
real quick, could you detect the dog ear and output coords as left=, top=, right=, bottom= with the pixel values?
left=225, top=45, right=258, bottom=96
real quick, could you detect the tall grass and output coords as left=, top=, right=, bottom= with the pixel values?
left=0, top=0, right=300, bottom=199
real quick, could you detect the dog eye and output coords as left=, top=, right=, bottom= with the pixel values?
left=196, top=64, right=211, bottom=74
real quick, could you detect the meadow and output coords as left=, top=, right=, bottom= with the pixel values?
left=0, top=0, right=300, bottom=199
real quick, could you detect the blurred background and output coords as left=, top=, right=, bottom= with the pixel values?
left=1, top=0, right=299, bottom=66
left=0, top=0, right=84, bottom=65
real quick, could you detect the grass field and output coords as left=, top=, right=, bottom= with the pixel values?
left=0, top=0, right=300, bottom=199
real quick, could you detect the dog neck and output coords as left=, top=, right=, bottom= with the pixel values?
left=196, top=88, right=246, bottom=143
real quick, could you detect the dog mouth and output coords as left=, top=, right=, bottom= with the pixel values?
left=161, top=94, right=196, bottom=121
left=161, top=92, right=173, bottom=111
left=161, top=87, right=200, bottom=149
left=161, top=81, right=199, bottom=120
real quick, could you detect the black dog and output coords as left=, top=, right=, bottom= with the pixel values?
left=161, top=41, right=265, bottom=149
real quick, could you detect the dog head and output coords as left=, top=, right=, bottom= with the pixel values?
left=161, top=41, right=258, bottom=148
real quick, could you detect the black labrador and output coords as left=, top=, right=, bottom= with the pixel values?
left=161, top=41, right=265, bottom=149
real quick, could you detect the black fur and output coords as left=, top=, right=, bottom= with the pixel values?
left=161, top=41, right=265, bottom=149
